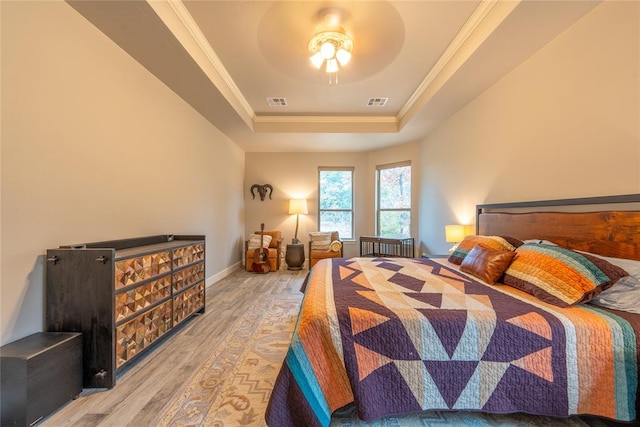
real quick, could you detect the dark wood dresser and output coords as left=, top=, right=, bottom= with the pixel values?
left=45, top=234, right=206, bottom=388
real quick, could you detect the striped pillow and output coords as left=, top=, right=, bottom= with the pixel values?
left=309, top=232, right=332, bottom=251
left=503, top=243, right=629, bottom=307
left=247, top=233, right=272, bottom=250
left=448, top=235, right=519, bottom=265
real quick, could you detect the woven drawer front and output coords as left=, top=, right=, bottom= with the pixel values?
left=114, top=251, right=171, bottom=289
left=172, top=244, right=205, bottom=269
left=173, top=283, right=205, bottom=326
left=115, top=301, right=172, bottom=368
left=172, top=262, right=205, bottom=292
left=114, top=276, right=172, bottom=322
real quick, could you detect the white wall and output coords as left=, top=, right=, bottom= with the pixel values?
left=418, top=0, right=640, bottom=256
left=244, top=142, right=419, bottom=260
left=0, top=1, right=245, bottom=345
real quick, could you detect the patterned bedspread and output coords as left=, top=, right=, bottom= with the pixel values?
left=265, top=257, right=639, bottom=427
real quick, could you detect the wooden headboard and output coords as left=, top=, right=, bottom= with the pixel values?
left=476, top=194, right=640, bottom=261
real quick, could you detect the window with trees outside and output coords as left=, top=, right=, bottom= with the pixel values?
left=376, top=162, right=411, bottom=236
left=318, top=167, right=354, bottom=239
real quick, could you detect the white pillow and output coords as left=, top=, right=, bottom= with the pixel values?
left=589, top=276, right=640, bottom=314
left=247, top=233, right=272, bottom=250
left=309, top=232, right=331, bottom=251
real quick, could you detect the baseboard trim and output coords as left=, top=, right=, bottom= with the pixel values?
left=206, top=262, right=242, bottom=287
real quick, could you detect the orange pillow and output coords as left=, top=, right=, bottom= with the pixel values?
left=503, top=243, right=629, bottom=307
left=460, top=244, right=517, bottom=284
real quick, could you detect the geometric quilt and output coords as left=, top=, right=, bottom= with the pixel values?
left=266, top=257, right=638, bottom=427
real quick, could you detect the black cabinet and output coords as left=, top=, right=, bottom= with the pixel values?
left=45, top=235, right=205, bottom=388
left=1, top=332, right=82, bottom=427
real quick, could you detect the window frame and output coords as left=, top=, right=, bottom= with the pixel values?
left=317, top=167, right=355, bottom=240
left=375, top=161, right=411, bottom=237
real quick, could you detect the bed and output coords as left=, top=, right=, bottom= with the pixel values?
left=265, top=194, right=640, bottom=427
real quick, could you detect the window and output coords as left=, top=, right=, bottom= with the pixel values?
left=376, top=162, right=411, bottom=236
left=318, top=167, right=354, bottom=239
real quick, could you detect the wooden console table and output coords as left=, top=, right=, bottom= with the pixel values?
left=359, top=235, right=414, bottom=258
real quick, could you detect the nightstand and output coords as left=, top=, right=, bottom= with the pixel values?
left=285, top=243, right=305, bottom=270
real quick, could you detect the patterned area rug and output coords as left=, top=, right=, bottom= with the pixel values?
left=153, top=283, right=606, bottom=427
left=154, top=293, right=303, bottom=427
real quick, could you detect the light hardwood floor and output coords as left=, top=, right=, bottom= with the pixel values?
left=41, top=266, right=307, bottom=427
left=35, top=264, right=623, bottom=427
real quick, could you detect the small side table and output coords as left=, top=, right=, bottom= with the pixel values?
left=285, top=243, right=305, bottom=270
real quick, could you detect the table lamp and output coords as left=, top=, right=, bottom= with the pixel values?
left=445, top=224, right=470, bottom=254
left=288, top=198, right=308, bottom=244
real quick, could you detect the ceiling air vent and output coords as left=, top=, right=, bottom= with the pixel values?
left=266, top=97, right=287, bottom=107
left=367, top=97, right=388, bottom=107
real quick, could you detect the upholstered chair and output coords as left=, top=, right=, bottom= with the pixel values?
left=308, top=231, right=343, bottom=269
left=245, top=230, right=282, bottom=272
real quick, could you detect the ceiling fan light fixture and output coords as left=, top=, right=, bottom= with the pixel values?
left=310, top=52, right=324, bottom=69
left=325, top=58, right=339, bottom=73
left=336, top=48, right=351, bottom=66
left=320, top=41, right=336, bottom=60
left=308, top=29, right=353, bottom=84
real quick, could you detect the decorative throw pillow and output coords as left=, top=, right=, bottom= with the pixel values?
left=255, top=230, right=281, bottom=248
left=577, top=251, right=640, bottom=281
left=448, top=235, right=519, bottom=265
left=503, top=243, right=629, bottom=307
left=460, top=244, right=517, bottom=284
left=247, top=233, right=272, bottom=250
left=309, top=232, right=332, bottom=251
left=329, top=240, right=342, bottom=252
left=500, top=236, right=526, bottom=249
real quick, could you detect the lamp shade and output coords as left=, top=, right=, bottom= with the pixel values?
left=445, top=225, right=467, bottom=243
left=288, top=198, right=308, bottom=215
left=336, top=48, right=351, bottom=66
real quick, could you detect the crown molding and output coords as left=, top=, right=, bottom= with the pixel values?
left=146, top=0, right=519, bottom=135
left=146, top=0, right=256, bottom=131
left=397, top=0, right=520, bottom=129
left=253, top=115, right=398, bottom=133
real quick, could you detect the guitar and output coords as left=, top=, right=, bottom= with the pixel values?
left=252, top=223, right=271, bottom=273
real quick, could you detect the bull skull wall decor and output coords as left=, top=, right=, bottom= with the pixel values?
left=250, top=184, right=273, bottom=201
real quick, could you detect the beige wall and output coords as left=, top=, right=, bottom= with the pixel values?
left=244, top=142, right=419, bottom=261
left=245, top=152, right=367, bottom=260
left=0, top=1, right=245, bottom=345
left=3, top=0, right=638, bottom=346
left=418, top=0, right=640, bottom=256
